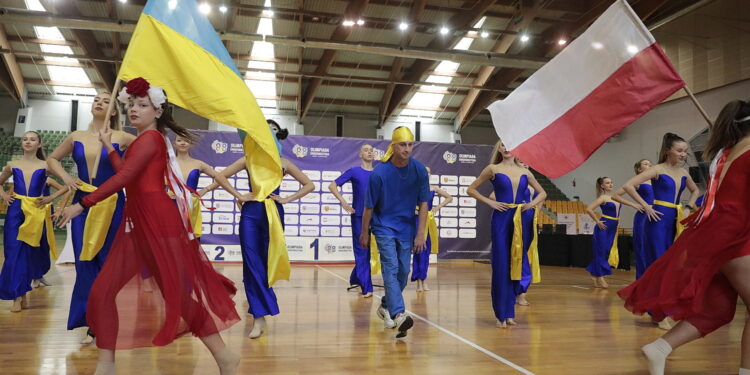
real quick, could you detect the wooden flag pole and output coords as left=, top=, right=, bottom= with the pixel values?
left=683, top=85, right=713, bottom=127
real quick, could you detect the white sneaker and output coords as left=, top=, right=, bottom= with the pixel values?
left=377, top=306, right=395, bottom=329
left=393, top=313, right=414, bottom=338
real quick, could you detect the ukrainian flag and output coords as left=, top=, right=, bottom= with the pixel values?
left=119, top=0, right=289, bottom=286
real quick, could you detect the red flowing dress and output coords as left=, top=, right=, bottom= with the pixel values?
left=83, top=129, right=240, bottom=350
left=618, top=149, right=750, bottom=336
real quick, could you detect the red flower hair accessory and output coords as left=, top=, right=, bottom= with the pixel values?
left=117, top=77, right=167, bottom=107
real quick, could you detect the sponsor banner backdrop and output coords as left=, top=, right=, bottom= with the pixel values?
left=189, top=130, right=494, bottom=261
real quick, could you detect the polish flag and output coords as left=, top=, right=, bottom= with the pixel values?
left=487, top=0, right=684, bottom=178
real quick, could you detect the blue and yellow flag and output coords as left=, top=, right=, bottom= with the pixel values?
left=119, top=0, right=289, bottom=285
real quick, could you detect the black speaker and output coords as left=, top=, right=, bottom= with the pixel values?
left=554, top=224, right=567, bottom=234
left=541, top=224, right=554, bottom=234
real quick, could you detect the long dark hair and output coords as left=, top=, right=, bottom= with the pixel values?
left=156, top=93, right=197, bottom=144
left=595, top=177, right=609, bottom=197
left=704, top=100, right=750, bottom=160
left=268, top=119, right=288, bottom=140
left=633, top=159, right=650, bottom=174
left=24, top=131, right=46, bottom=160
left=658, top=132, right=686, bottom=163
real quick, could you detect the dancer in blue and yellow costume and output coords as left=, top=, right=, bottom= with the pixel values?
left=171, top=135, right=238, bottom=238
left=207, top=120, right=314, bottom=339
left=622, top=133, right=700, bottom=271
left=411, top=167, right=452, bottom=292
left=328, top=144, right=376, bottom=297
left=47, top=92, right=136, bottom=344
left=467, top=140, right=546, bottom=328
left=585, top=177, right=640, bottom=288
left=514, top=160, right=544, bottom=306
left=0, top=132, right=66, bottom=312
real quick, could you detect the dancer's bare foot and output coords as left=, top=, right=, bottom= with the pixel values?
left=31, top=279, right=40, bottom=288
left=10, top=297, right=21, bottom=312
left=496, top=320, right=507, bottom=328
left=80, top=330, right=95, bottom=345
left=598, top=277, right=609, bottom=289
left=249, top=316, right=266, bottom=339
left=516, top=293, right=530, bottom=306
left=591, top=277, right=600, bottom=288
left=422, top=281, right=430, bottom=291
left=20, top=294, right=28, bottom=309
left=38, top=277, right=51, bottom=287
left=656, top=317, right=673, bottom=331
left=362, top=292, right=372, bottom=298
left=416, top=280, right=423, bottom=292
left=506, top=318, right=517, bottom=326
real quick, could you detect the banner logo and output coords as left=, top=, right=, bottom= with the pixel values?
left=211, top=140, right=228, bottom=154
left=443, top=151, right=457, bottom=164
left=373, top=148, right=386, bottom=160
left=325, top=243, right=337, bottom=254
left=292, top=144, right=309, bottom=158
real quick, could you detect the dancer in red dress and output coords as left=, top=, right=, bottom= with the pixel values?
left=58, top=78, right=242, bottom=375
left=618, top=99, right=750, bottom=375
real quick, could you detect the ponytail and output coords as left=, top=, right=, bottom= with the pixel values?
left=156, top=95, right=198, bottom=144
left=595, top=177, right=608, bottom=197
left=658, top=132, right=686, bottom=163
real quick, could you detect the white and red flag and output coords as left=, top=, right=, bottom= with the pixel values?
left=487, top=0, right=684, bottom=178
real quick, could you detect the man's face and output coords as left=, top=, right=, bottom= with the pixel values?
left=392, top=141, right=413, bottom=161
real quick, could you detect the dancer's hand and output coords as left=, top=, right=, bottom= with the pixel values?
left=0, top=191, right=14, bottom=205
left=36, top=196, right=55, bottom=207
left=644, top=205, right=663, bottom=222
left=62, top=176, right=81, bottom=191
left=635, top=204, right=645, bottom=213
left=413, top=234, right=426, bottom=253
left=359, top=231, right=370, bottom=249
left=237, top=192, right=255, bottom=203
left=99, top=126, right=113, bottom=146
left=57, top=203, right=84, bottom=228
left=342, top=203, right=355, bottom=214
left=596, top=220, right=607, bottom=230
left=521, top=203, right=535, bottom=212
left=51, top=209, right=63, bottom=222
left=489, top=201, right=510, bottom=211
left=269, top=194, right=289, bottom=205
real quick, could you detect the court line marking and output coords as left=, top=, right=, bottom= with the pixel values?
left=315, top=265, right=535, bottom=375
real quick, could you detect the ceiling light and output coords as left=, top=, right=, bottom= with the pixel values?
left=520, top=34, right=530, bottom=42
left=558, top=39, right=567, bottom=45
left=118, top=0, right=126, bottom=3
left=480, top=31, right=489, bottom=38
left=627, top=44, right=639, bottom=54
left=356, top=19, right=365, bottom=26
left=262, top=9, right=274, bottom=17
left=199, top=3, right=211, bottom=14
left=440, top=27, right=449, bottom=35
left=343, top=20, right=355, bottom=27
left=219, top=5, right=228, bottom=13
left=592, top=42, right=603, bottom=49
left=399, top=22, right=408, bottom=31
left=168, top=0, right=177, bottom=9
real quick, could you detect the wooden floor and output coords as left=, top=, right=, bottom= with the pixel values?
left=0, top=252, right=744, bottom=374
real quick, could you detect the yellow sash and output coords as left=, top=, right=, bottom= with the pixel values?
left=369, top=234, right=381, bottom=275
left=528, top=208, right=541, bottom=283
left=501, top=203, right=524, bottom=281
left=190, top=195, right=202, bottom=237
left=600, top=214, right=620, bottom=268
left=14, top=194, right=58, bottom=260
left=77, top=179, right=119, bottom=261
left=264, top=199, right=289, bottom=287
left=653, top=200, right=685, bottom=240
left=424, top=211, right=440, bottom=255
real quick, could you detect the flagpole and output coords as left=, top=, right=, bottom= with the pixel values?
left=683, top=85, right=713, bottom=127
left=103, top=79, right=122, bottom=130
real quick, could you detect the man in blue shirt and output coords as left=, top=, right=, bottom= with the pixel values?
left=360, top=127, right=430, bottom=338
left=328, top=144, right=375, bottom=297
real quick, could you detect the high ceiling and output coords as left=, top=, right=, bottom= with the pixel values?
left=0, top=0, right=724, bottom=128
